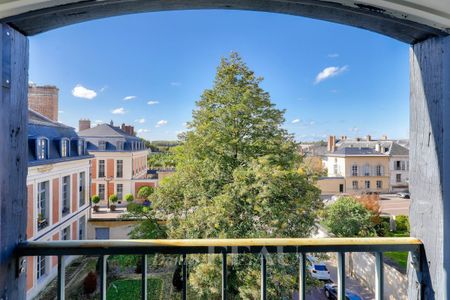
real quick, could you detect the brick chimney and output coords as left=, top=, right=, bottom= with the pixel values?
left=121, top=123, right=135, bottom=136
left=366, top=135, right=372, bottom=141
left=327, top=136, right=336, bottom=152
left=79, top=119, right=91, bottom=131
left=28, top=84, right=59, bottom=121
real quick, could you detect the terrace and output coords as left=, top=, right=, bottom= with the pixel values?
left=0, top=1, right=449, bottom=299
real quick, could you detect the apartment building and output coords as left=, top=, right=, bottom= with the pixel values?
left=26, top=110, right=92, bottom=299
left=317, top=135, right=409, bottom=195
left=78, top=120, right=156, bottom=205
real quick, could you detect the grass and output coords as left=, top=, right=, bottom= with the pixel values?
left=385, top=251, right=408, bottom=269
left=107, top=278, right=163, bottom=300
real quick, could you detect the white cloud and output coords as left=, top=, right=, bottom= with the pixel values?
left=72, top=84, right=97, bottom=99
left=58, top=110, right=64, bottom=114
left=328, top=53, right=339, bottom=58
left=135, top=118, right=146, bottom=124
left=156, top=120, right=168, bottom=128
left=292, top=119, right=300, bottom=124
left=349, top=127, right=359, bottom=132
left=111, top=107, right=126, bottom=114
left=123, top=95, right=136, bottom=101
left=170, top=82, right=181, bottom=87
left=314, top=66, right=348, bottom=84
left=137, top=128, right=150, bottom=133
left=147, top=100, right=159, bottom=105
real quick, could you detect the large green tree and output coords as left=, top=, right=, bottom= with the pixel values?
left=152, top=53, right=321, bottom=298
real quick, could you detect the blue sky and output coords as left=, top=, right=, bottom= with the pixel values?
left=29, top=10, right=409, bottom=141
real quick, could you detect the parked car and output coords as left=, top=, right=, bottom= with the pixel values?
left=397, top=192, right=410, bottom=199
left=323, top=283, right=363, bottom=300
left=306, top=255, right=331, bottom=281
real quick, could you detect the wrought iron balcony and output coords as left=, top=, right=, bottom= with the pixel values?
left=16, top=237, right=422, bottom=300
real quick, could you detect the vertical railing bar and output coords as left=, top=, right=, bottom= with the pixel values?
left=57, top=255, right=65, bottom=300
left=182, top=254, right=187, bottom=300
left=142, top=254, right=148, bottom=300
left=298, top=253, right=306, bottom=300
left=337, top=252, right=345, bottom=300
left=375, top=252, right=384, bottom=300
left=261, top=254, right=267, bottom=300
left=222, top=251, right=227, bottom=300
left=99, top=255, right=107, bottom=300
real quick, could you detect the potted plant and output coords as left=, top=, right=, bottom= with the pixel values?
left=109, top=194, right=118, bottom=211
left=125, top=193, right=134, bottom=203
left=92, top=195, right=100, bottom=212
left=37, top=213, right=48, bottom=230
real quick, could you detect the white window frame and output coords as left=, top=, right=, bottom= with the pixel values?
left=351, top=164, right=358, bottom=176
left=61, top=138, right=70, bottom=158
left=36, top=137, right=49, bottom=160
left=36, top=255, right=47, bottom=281
left=62, top=175, right=71, bottom=217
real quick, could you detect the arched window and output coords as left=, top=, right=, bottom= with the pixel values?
left=36, top=137, right=49, bottom=160
left=61, top=138, right=70, bottom=157
left=78, top=139, right=85, bottom=156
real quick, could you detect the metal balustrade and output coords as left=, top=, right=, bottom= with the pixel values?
left=16, top=237, right=422, bottom=300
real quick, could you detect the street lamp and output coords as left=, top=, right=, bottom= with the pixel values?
left=105, top=176, right=113, bottom=209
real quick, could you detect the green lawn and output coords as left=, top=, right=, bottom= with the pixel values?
left=384, top=251, right=408, bottom=269
left=107, top=278, right=163, bottom=300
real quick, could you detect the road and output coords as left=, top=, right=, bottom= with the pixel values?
left=379, top=194, right=410, bottom=216
left=293, top=255, right=374, bottom=300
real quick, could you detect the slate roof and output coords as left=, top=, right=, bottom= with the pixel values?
left=330, top=147, right=385, bottom=156
left=78, top=123, right=144, bottom=152
left=28, top=109, right=92, bottom=166
left=331, top=139, right=409, bottom=157
left=78, top=123, right=139, bottom=139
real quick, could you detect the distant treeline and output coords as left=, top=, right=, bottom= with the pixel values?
left=142, top=139, right=180, bottom=152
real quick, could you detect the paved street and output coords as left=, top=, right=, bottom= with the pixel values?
left=379, top=194, right=410, bottom=216
left=292, top=254, right=374, bottom=300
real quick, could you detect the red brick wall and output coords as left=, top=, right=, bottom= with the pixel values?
left=92, top=183, right=97, bottom=196
left=72, top=221, right=78, bottom=240
left=28, top=85, right=59, bottom=121
left=52, top=233, right=59, bottom=267
left=52, top=178, right=59, bottom=225
left=135, top=182, right=155, bottom=197
left=72, top=174, right=78, bottom=213
left=108, top=182, right=114, bottom=199
left=92, top=159, right=97, bottom=179
left=26, top=256, right=34, bottom=291
left=107, top=159, right=114, bottom=178
left=27, top=185, right=33, bottom=239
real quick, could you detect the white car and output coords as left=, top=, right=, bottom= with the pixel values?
left=306, top=255, right=331, bottom=281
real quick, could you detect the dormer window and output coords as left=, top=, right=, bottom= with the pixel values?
left=99, top=141, right=106, bottom=150
left=117, top=141, right=124, bottom=151
left=78, top=139, right=85, bottom=156
left=61, top=138, right=70, bottom=157
left=37, top=138, right=49, bottom=160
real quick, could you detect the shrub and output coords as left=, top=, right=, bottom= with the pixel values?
left=323, top=196, right=376, bottom=237
left=109, top=194, right=118, bottom=203
left=125, top=193, right=134, bottom=203
left=92, top=195, right=100, bottom=204
left=396, top=215, right=410, bottom=232
left=83, top=271, right=97, bottom=294
left=137, top=186, right=154, bottom=200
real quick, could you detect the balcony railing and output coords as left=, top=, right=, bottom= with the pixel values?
left=16, top=237, right=422, bottom=300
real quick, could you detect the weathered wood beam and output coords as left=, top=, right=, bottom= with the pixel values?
left=0, top=23, right=28, bottom=300
left=409, top=35, right=450, bottom=300
left=1, top=0, right=447, bottom=43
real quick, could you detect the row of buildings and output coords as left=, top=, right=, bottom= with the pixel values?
left=315, top=135, right=409, bottom=196
left=26, top=85, right=156, bottom=298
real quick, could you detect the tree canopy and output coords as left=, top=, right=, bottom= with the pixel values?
left=151, top=53, right=322, bottom=298
left=323, top=196, right=376, bottom=237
